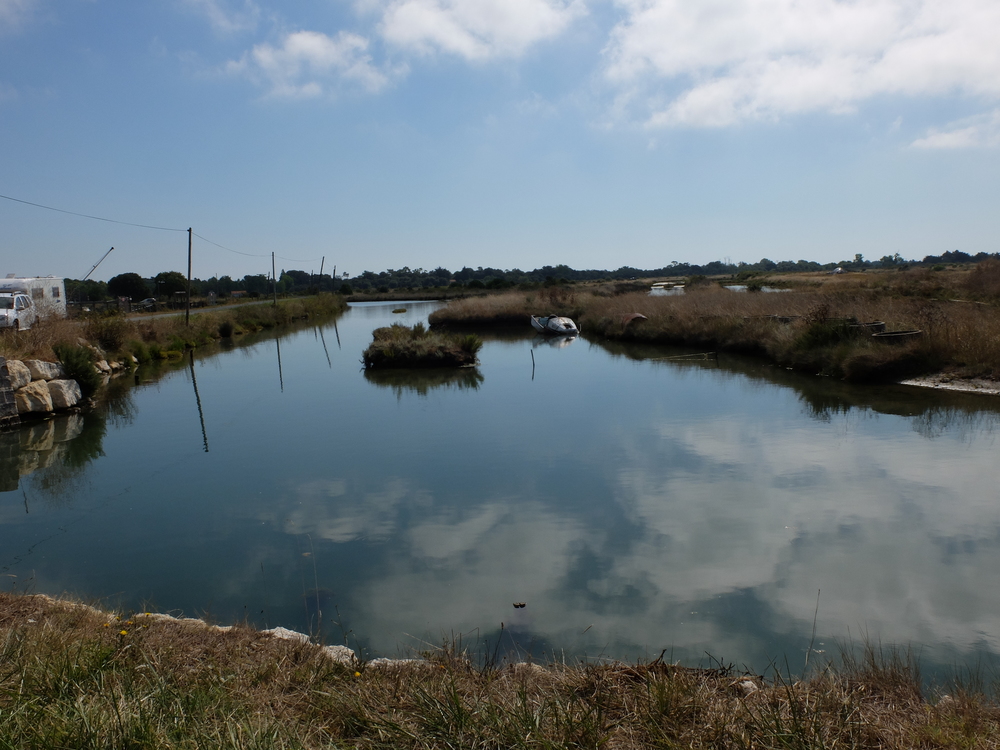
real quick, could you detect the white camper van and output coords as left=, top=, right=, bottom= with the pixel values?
left=0, top=276, right=67, bottom=320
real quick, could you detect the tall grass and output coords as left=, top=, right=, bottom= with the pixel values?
left=2, top=592, right=998, bottom=749
left=363, top=323, right=482, bottom=368
left=431, top=280, right=1000, bottom=381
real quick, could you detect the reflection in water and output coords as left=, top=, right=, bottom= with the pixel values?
left=0, top=411, right=108, bottom=503
left=532, top=334, right=577, bottom=349
left=189, top=352, right=209, bottom=453
left=4, top=302, right=1000, bottom=675
left=363, top=367, right=484, bottom=397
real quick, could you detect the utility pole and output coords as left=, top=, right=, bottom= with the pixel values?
left=319, top=256, right=325, bottom=291
left=272, top=252, right=277, bottom=307
left=186, top=228, right=192, bottom=325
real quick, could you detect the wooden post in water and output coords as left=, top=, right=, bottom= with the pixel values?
left=186, top=228, right=192, bottom=325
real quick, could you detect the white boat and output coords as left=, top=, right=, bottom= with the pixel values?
left=530, top=315, right=579, bottom=335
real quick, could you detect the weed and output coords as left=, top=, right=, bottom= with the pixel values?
left=52, top=342, right=102, bottom=396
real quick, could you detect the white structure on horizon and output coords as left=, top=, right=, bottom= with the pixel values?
left=0, top=275, right=67, bottom=318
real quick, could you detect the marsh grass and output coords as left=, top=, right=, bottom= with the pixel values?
left=0, top=295, right=347, bottom=365
left=2, top=593, right=999, bottom=749
left=432, top=276, right=1000, bottom=381
left=363, top=323, right=482, bottom=368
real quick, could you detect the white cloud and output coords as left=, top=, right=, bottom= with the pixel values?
left=0, top=0, right=36, bottom=32
left=228, top=30, right=393, bottom=98
left=378, top=0, right=585, bottom=61
left=604, top=0, right=1000, bottom=128
left=180, top=0, right=260, bottom=34
left=911, top=109, right=1000, bottom=149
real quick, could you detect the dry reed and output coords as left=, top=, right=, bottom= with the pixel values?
left=1, top=592, right=998, bottom=749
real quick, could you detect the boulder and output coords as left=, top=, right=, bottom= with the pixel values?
left=4, top=360, right=31, bottom=390
left=15, top=380, right=53, bottom=414
left=95, top=360, right=112, bottom=374
left=24, top=360, right=65, bottom=381
left=49, top=379, right=82, bottom=410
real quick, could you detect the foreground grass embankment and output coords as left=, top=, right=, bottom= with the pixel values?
left=430, top=266, right=1000, bottom=382
left=0, top=295, right=347, bottom=393
left=2, top=593, right=998, bottom=749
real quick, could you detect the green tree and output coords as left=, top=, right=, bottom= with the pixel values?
left=107, top=273, right=150, bottom=300
left=154, top=271, right=188, bottom=297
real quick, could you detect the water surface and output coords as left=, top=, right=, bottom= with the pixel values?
left=3, top=300, right=1000, bottom=673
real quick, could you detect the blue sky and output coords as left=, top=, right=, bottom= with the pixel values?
left=2, top=0, right=999, bottom=281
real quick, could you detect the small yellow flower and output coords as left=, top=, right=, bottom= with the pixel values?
left=103, top=623, right=110, bottom=628
left=120, top=630, right=128, bottom=636
left=354, top=671, right=361, bottom=677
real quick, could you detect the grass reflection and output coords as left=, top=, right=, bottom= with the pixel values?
left=364, top=367, right=484, bottom=397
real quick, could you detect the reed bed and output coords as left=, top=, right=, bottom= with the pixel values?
left=1, top=592, right=998, bottom=749
left=363, top=323, right=482, bottom=368
left=0, top=295, right=347, bottom=365
left=431, top=277, right=1000, bottom=381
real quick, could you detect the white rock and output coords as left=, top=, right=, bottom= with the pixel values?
left=4, top=360, right=31, bottom=390
left=24, top=360, right=65, bottom=381
left=49, top=379, right=82, bottom=410
left=95, top=360, right=112, bottom=374
left=322, top=645, right=356, bottom=664
left=15, top=380, right=53, bottom=413
left=263, top=626, right=312, bottom=645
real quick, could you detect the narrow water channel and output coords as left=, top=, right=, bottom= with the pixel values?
left=3, top=300, right=1000, bottom=675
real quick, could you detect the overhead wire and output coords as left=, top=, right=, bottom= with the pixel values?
left=0, top=192, right=186, bottom=232
left=3, top=191, right=324, bottom=268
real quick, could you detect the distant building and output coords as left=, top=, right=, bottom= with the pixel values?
left=0, top=275, right=67, bottom=318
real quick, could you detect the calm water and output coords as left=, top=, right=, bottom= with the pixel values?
left=3, top=300, right=1000, bottom=673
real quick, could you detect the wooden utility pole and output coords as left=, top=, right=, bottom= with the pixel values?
left=186, top=228, right=192, bottom=325
left=272, top=252, right=277, bottom=306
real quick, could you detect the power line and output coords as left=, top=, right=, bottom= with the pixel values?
left=192, top=232, right=268, bottom=258
left=3, top=191, right=324, bottom=267
left=0, top=192, right=186, bottom=232
left=192, top=233, right=320, bottom=265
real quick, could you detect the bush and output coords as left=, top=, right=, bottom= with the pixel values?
left=84, top=313, right=132, bottom=353
left=53, top=343, right=102, bottom=396
left=339, top=283, right=353, bottom=296
left=218, top=320, right=235, bottom=338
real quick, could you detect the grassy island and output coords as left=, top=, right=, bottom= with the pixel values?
left=362, top=323, right=483, bottom=369
left=429, top=265, right=1000, bottom=383
left=1, top=592, right=998, bottom=749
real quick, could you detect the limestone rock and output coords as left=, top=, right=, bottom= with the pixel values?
left=5, top=360, right=31, bottom=390
left=49, top=379, right=82, bottom=410
left=95, top=360, right=112, bottom=374
left=15, top=380, right=53, bottom=414
left=24, top=360, right=65, bottom=381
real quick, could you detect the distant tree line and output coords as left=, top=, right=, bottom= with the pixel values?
left=62, top=250, right=1000, bottom=302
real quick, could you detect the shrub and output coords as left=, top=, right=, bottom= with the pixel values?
left=53, top=343, right=102, bottom=396
left=339, top=283, right=353, bottom=295
left=218, top=320, right=235, bottom=338
left=127, top=340, right=151, bottom=364
left=458, top=334, right=483, bottom=355
left=84, top=313, right=132, bottom=353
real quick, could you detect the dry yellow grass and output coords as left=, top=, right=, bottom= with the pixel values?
left=1, top=592, right=998, bottom=749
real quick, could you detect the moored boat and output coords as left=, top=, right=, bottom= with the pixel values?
left=530, top=315, right=579, bottom=335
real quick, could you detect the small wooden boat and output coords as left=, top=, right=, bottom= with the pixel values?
left=530, top=315, right=579, bottom=335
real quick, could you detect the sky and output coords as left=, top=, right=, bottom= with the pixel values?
left=1, top=0, right=999, bottom=282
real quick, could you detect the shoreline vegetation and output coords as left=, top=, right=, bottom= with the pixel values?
left=362, top=323, right=483, bottom=369
left=1, top=294, right=348, bottom=402
left=429, top=264, right=1000, bottom=384
left=2, top=592, right=998, bottom=749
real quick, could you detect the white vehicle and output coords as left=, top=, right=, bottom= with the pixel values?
left=0, top=293, right=37, bottom=331
left=0, top=276, right=67, bottom=319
